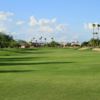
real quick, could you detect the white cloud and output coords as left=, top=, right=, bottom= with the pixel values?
left=29, top=16, right=38, bottom=26
left=84, top=23, right=99, bottom=30
left=51, top=18, right=57, bottom=23
left=29, top=17, right=57, bottom=27
left=0, top=11, right=14, bottom=33
left=39, top=26, right=54, bottom=33
left=56, top=24, right=68, bottom=32
left=0, top=12, right=69, bottom=42
left=16, top=20, right=25, bottom=25
left=26, top=17, right=69, bottom=41
left=0, top=11, right=14, bottom=21
left=28, top=16, right=67, bottom=34
left=38, top=18, right=56, bottom=26
left=84, top=23, right=93, bottom=30
left=56, top=24, right=63, bottom=31
left=0, top=27, right=7, bottom=32
left=39, top=19, right=49, bottom=26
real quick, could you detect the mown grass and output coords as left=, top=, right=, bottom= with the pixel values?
left=0, top=48, right=100, bottom=100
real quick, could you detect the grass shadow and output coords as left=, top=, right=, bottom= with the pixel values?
left=0, top=48, right=51, bottom=55
left=0, top=61, right=74, bottom=66
left=0, top=70, right=35, bottom=73
left=0, top=57, right=46, bottom=62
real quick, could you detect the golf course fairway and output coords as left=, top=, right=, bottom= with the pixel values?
left=0, top=48, right=100, bottom=100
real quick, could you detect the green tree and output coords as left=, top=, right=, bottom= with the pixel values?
left=0, top=32, right=17, bottom=48
left=48, top=41, right=60, bottom=47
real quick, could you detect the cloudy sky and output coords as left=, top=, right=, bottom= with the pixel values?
left=0, top=0, right=100, bottom=42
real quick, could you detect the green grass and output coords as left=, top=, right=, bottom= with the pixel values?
left=0, top=47, right=100, bottom=100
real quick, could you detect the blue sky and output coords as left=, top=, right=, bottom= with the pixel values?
left=0, top=0, right=100, bottom=42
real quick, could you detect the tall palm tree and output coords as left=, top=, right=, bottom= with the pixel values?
left=92, top=23, right=96, bottom=39
left=39, top=36, right=42, bottom=43
left=51, top=37, right=54, bottom=42
left=32, top=37, right=35, bottom=42
left=35, top=40, right=37, bottom=43
left=44, top=38, right=47, bottom=44
left=97, top=24, right=100, bottom=39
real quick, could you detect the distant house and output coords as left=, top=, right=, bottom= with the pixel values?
left=19, top=43, right=30, bottom=48
left=20, top=45, right=26, bottom=48
left=60, top=42, right=66, bottom=48
left=17, top=40, right=30, bottom=48
left=71, top=41, right=80, bottom=47
left=31, top=42, right=44, bottom=47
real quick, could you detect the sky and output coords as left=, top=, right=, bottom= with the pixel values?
left=0, top=0, right=100, bottom=42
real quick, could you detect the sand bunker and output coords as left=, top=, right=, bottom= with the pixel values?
left=92, top=48, right=100, bottom=51
left=79, top=47, right=91, bottom=50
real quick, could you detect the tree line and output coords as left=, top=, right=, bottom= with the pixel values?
left=1, top=31, right=100, bottom=48
left=0, top=32, right=28, bottom=48
left=0, top=32, right=17, bottom=48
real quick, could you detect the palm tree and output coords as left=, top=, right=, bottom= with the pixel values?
left=39, top=36, right=42, bottom=43
left=44, top=38, right=47, bottom=44
left=92, top=23, right=100, bottom=47
left=51, top=37, right=54, bottom=42
left=92, top=23, right=96, bottom=39
left=32, top=37, right=35, bottom=42
left=35, top=40, right=37, bottom=43
left=97, top=24, right=100, bottom=39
